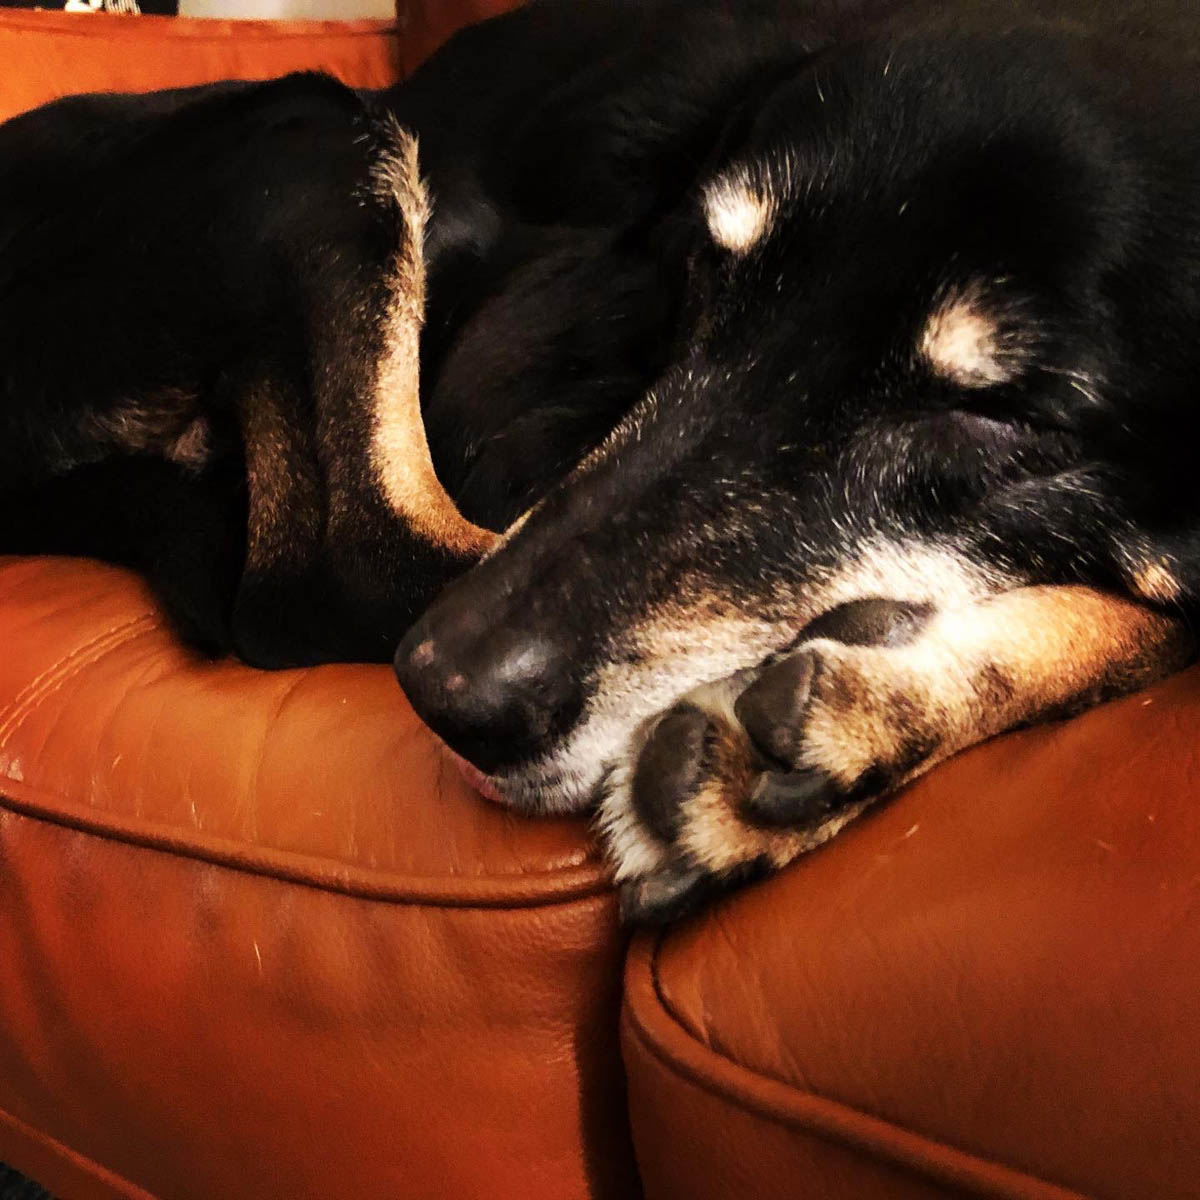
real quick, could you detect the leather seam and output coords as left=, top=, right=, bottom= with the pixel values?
left=0, top=614, right=156, bottom=747
left=0, top=1099, right=157, bottom=1200
left=0, top=787, right=612, bottom=909
left=630, top=934, right=1091, bottom=1200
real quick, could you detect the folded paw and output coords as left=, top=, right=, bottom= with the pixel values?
left=597, top=581, right=1192, bottom=922
left=599, top=599, right=947, bottom=922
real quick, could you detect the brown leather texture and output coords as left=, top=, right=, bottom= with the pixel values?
left=623, top=664, right=1200, bottom=1200
left=0, top=11, right=406, bottom=125
left=0, top=557, right=635, bottom=1200
left=0, top=10, right=635, bottom=1197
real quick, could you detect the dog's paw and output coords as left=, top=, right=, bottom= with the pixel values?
left=599, top=628, right=941, bottom=923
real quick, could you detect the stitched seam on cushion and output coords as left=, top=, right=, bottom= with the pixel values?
left=0, top=788, right=612, bottom=908
left=0, top=613, right=152, bottom=734
left=0, top=614, right=155, bottom=746
left=0, top=1100, right=158, bottom=1200
left=639, top=935, right=1092, bottom=1200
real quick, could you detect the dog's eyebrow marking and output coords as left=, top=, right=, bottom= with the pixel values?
left=703, top=171, right=775, bottom=255
left=1129, top=557, right=1183, bottom=605
left=921, top=283, right=1023, bottom=387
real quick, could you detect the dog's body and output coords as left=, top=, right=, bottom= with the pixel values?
left=4, top=0, right=1200, bottom=918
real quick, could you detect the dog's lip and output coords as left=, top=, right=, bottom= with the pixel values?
left=445, top=749, right=510, bottom=805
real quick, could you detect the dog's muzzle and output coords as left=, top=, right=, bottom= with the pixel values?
left=394, top=586, right=583, bottom=777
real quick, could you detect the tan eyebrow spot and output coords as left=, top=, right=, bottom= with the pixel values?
left=921, top=285, right=1022, bottom=387
left=703, top=173, right=775, bottom=255
left=1131, top=559, right=1182, bottom=605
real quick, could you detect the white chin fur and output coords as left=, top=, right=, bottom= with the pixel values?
left=488, top=616, right=781, bottom=817
left=595, top=758, right=671, bottom=881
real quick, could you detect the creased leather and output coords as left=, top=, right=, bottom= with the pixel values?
left=624, top=665, right=1200, bottom=1199
left=0, top=551, right=636, bottom=1200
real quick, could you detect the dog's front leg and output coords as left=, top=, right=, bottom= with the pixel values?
left=234, top=109, right=496, bottom=667
left=303, top=116, right=496, bottom=656
left=604, top=585, right=1193, bottom=923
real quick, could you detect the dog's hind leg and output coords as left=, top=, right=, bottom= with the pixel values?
left=1, top=74, right=492, bottom=668
left=604, top=584, right=1193, bottom=922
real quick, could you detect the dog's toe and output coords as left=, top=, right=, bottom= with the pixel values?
left=598, top=641, right=890, bottom=921
left=742, top=764, right=842, bottom=827
left=618, top=862, right=712, bottom=925
left=733, top=648, right=816, bottom=765
left=631, top=704, right=714, bottom=842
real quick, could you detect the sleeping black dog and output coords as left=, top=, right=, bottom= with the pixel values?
left=3, top=0, right=1199, bottom=920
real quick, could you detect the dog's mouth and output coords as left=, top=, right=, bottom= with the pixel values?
left=451, top=751, right=589, bottom=815
left=443, top=743, right=583, bottom=812
left=446, top=748, right=510, bottom=805
left=404, top=602, right=791, bottom=818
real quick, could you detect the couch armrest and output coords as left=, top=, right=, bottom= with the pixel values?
left=0, top=11, right=408, bottom=123
left=623, top=664, right=1200, bottom=1199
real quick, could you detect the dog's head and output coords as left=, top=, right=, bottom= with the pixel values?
left=396, top=34, right=1135, bottom=813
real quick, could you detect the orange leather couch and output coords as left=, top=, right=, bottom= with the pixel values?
left=1, top=9, right=1197, bottom=1200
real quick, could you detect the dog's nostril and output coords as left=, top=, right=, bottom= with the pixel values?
left=395, top=622, right=581, bottom=773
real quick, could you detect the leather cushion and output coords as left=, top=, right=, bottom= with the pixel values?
left=0, top=9, right=637, bottom=1198
left=623, top=665, right=1200, bottom=1199
left=0, top=558, right=634, bottom=1200
left=0, top=10, right=405, bottom=125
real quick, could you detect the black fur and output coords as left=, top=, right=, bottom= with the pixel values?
left=6, top=0, right=1200, bottom=914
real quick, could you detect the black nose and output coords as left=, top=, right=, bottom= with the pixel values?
left=394, top=611, right=581, bottom=774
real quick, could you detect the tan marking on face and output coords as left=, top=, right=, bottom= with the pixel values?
left=1130, top=559, right=1182, bottom=605
left=703, top=172, right=776, bottom=255
left=370, top=121, right=497, bottom=559
left=921, top=285, right=1021, bottom=387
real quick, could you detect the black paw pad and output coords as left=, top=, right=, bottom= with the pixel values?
left=740, top=766, right=842, bottom=828
left=799, top=598, right=933, bottom=648
left=619, top=857, right=773, bottom=925
left=619, top=864, right=713, bottom=925
left=631, top=705, right=713, bottom=843
left=734, top=649, right=816, bottom=767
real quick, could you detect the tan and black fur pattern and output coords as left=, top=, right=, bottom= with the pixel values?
left=0, top=74, right=488, bottom=665
left=7, top=2, right=1200, bottom=920
left=605, top=578, right=1192, bottom=920
left=392, top=0, right=1200, bottom=918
